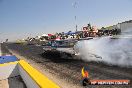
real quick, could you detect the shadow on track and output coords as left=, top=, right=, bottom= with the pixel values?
left=40, top=51, right=82, bottom=63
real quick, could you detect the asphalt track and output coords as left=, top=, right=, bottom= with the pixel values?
left=1, top=43, right=132, bottom=88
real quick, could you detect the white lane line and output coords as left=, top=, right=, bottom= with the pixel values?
left=0, top=44, right=1, bottom=56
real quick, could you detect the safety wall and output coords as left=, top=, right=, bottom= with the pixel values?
left=18, top=63, right=39, bottom=88
left=18, top=60, right=60, bottom=88
left=0, top=61, right=19, bottom=80
left=0, top=59, right=60, bottom=88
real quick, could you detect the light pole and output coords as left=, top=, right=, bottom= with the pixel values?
left=73, top=1, right=78, bottom=32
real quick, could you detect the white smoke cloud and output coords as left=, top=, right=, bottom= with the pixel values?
left=74, top=29, right=132, bottom=67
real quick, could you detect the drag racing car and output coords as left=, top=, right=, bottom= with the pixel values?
left=42, top=39, right=79, bottom=58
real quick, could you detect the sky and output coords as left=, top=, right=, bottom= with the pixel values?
left=0, top=0, right=132, bottom=42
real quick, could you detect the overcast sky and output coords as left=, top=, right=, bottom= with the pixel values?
left=0, top=0, right=132, bottom=42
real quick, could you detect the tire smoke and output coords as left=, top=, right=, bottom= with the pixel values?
left=74, top=29, right=132, bottom=67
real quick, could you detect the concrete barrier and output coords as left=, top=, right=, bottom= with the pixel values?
left=18, top=60, right=60, bottom=88
left=0, top=61, right=19, bottom=80
left=18, top=62, right=39, bottom=88
left=0, top=57, right=60, bottom=88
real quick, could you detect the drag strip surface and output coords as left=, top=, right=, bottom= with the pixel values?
left=1, top=43, right=12, bottom=55
left=3, top=43, right=132, bottom=88
left=0, top=43, right=2, bottom=56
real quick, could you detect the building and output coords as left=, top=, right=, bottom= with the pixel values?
left=116, top=20, right=132, bottom=32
